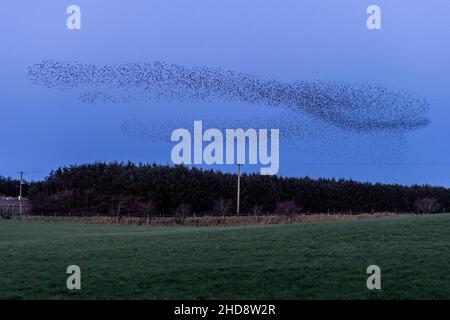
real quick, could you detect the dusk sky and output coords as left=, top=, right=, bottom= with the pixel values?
left=1, top=0, right=449, bottom=186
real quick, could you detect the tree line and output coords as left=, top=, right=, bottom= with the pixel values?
left=0, top=176, right=28, bottom=197
left=10, top=162, right=448, bottom=216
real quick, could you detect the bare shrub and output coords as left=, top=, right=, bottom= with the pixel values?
left=414, top=197, right=440, bottom=214
left=275, top=200, right=301, bottom=222
left=136, top=199, right=156, bottom=217
left=251, top=204, right=263, bottom=216
left=213, top=198, right=233, bottom=225
left=213, top=198, right=232, bottom=218
left=174, top=203, right=192, bottom=225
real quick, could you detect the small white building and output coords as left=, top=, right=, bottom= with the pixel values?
left=0, top=196, right=30, bottom=214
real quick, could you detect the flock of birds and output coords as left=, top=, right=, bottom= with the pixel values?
left=27, top=59, right=431, bottom=162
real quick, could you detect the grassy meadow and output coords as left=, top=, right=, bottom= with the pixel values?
left=1, top=214, right=450, bottom=299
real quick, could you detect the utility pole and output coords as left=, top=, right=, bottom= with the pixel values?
left=19, top=171, right=24, bottom=216
left=236, top=164, right=241, bottom=215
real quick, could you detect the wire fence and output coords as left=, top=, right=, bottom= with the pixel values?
left=0, top=205, right=32, bottom=214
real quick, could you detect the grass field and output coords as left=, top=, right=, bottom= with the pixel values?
left=1, top=214, right=450, bottom=299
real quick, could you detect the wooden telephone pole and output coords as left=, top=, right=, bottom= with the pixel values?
left=19, top=171, right=25, bottom=215
left=236, top=164, right=241, bottom=215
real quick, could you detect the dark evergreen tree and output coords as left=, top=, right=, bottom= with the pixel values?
left=25, top=162, right=450, bottom=216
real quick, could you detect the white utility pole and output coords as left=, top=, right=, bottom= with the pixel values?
left=236, top=164, right=241, bottom=215
left=19, top=171, right=24, bottom=215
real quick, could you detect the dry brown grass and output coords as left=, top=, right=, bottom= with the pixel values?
left=10, top=212, right=415, bottom=227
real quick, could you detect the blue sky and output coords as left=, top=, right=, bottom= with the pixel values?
left=1, top=0, right=449, bottom=186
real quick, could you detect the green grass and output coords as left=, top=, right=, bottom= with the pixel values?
left=1, top=214, right=450, bottom=299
